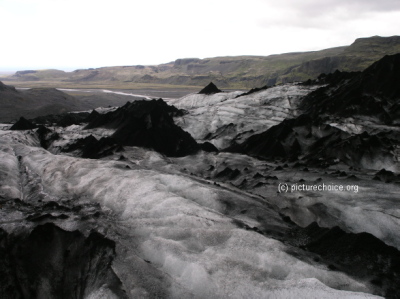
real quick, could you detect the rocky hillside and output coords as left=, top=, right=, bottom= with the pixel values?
left=300, top=53, right=400, bottom=124
left=4, top=36, right=400, bottom=89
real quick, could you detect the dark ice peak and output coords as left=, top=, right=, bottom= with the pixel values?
left=32, top=112, right=91, bottom=127
left=198, top=82, right=222, bottom=95
left=61, top=135, right=123, bottom=159
left=10, top=117, right=37, bottom=130
left=360, top=53, right=400, bottom=99
left=85, top=99, right=199, bottom=157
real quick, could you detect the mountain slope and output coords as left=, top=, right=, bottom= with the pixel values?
left=0, top=81, right=89, bottom=122
left=300, top=53, right=400, bottom=124
left=4, top=36, right=400, bottom=89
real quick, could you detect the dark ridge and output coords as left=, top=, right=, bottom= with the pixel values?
left=86, top=109, right=100, bottom=122
left=85, top=100, right=184, bottom=130
left=0, top=81, right=17, bottom=92
left=61, top=135, right=97, bottom=152
left=301, top=53, right=400, bottom=124
left=235, top=85, right=269, bottom=98
left=226, top=112, right=400, bottom=169
left=0, top=223, right=127, bottom=299
left=36, top=124, right=52, bottom=136
left=291, top=222, right=400, bottom=298
left=373, top=169, right=398, bottom=183
left=225, top=114, right=322, bottom=160
left=300, top=70, right=360, bottom=86
left=85, top=99, right=199, bottom=157
left=61, top=135, right=123, bottom=159
left=204, top=123, right=236, bottom=142
left=253, top=172, right=264, bottom=179
left=10, top=117, right=37, bottom=130
left=81, top=137, right=123, bottom=159
left=215, top=167, right=241, bottom=180
left=200, top=142, right=219, bottom=152
left=26, top=213, right=69, bottom=222
left=36, top=125, right=60, bottom=149
left=32, top=112, right=91, bottom=127
left=304, top=130, right=400, bottom=169
left=198, top=82, right=222, bottom=95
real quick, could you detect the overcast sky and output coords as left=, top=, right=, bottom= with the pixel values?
left=1, top=0, right=400, bottom=71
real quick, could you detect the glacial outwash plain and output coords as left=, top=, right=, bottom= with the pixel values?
left=2, top=36, right=400, bottom=298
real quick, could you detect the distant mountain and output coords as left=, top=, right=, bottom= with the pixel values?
left=4, top=36, right=400, bottom=89
left=0, top=81, right=86, bottom=122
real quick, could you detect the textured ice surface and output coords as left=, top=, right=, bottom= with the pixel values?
left=167, top=150, right=400, bottom=250
left=49, top=125, right=115, bottom=153
left=0, top=145, right=21, bottom=199
left=329, top=116, right=400, bottom=135
left=94, top=106, right=119, bottom=114
left=2, top=83, right=396, bottom=298
left=247, top=164, right=400, bottom=250
left=0, top=136, right=381, bottom=298
left=170, top=85, right=318, bottom=149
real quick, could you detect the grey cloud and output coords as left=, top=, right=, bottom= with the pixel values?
left=257, top=0, right=400, bottom=29
left=276, top=0, right=400, bottom=14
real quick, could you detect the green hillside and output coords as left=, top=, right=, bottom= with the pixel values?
left=5, top=35, right=400, bottom=89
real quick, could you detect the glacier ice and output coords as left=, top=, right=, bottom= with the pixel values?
left=0, top=135, right=383, bottom=298
left=1, top=82, right=399, bottom=298
left=170, top=84, right=318, bottom=149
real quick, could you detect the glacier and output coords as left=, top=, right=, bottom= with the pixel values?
left=0, top=136, right=383, bottom=298
left=2, top=73, right=400, bottom=297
